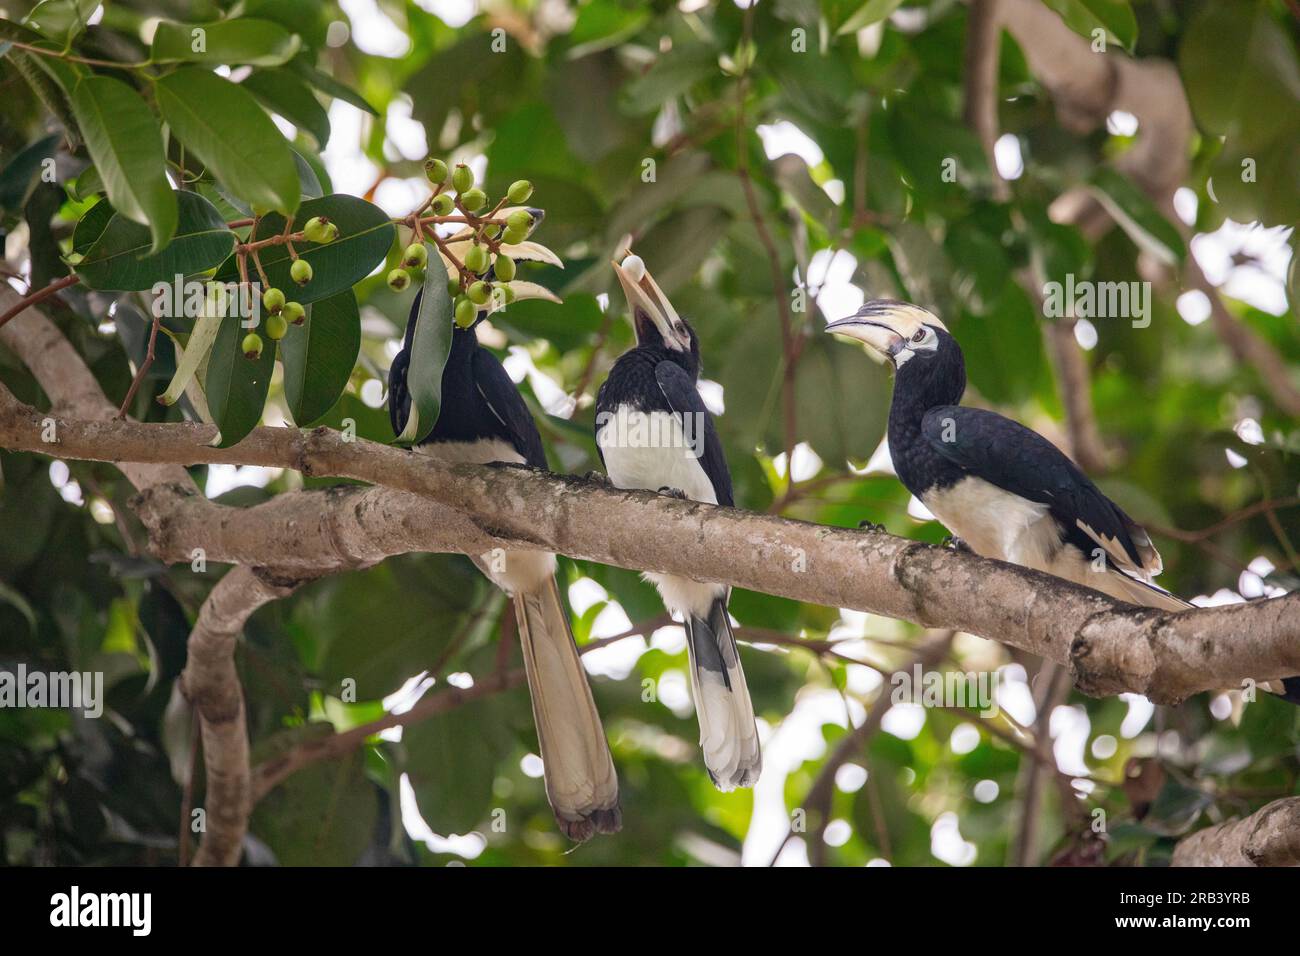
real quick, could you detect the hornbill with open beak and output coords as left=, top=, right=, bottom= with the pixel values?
left=388, top=289, right=622, bottom=841
left=595, top=254, right=762, bottom=790
left=825, top=299, right=1300, bottom=703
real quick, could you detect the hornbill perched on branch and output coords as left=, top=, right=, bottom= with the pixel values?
left=825, top=299, right=1300, bottom=703
left=595, top=254, right=762, bottom=790
left=388, top=290, right=621, bottom=841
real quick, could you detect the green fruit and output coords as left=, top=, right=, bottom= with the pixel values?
left=459, top=188, right=487, bottom=212
left=402, top=243, right=428, bottom=268
left=262, top=287, right=286, bottom=314
left=283, top=301, right=306, bottom=325
left=507, top=179, right=534, bottom=204
left=290, top=259, right=313, bottom=285
left=464, top=244, right=489, bottom=274
left=265, top=313, right=288, bottom=341
left=452, top=163, right=474, bottom=194
left=387, top=268, right=411, bottom=292
left=424, top=158, right=448, bottom=184
left=498, top=283, right=516, bottom=304
left=242, top=332, right=263, bottom=359
left=501, top=226, right=527, bottom=246
left=447, top=276, right=463, bottom=297
left=467, top=280, right=490, bottom=305
left=303, top=216, right=334, bottom=244
left=454, top=295, right=476, bottom=328
left=506, top=209, right=532, bottom=232
left=484, top=224, right=501, bottom=240
left=432, top=193, right=454, bottom=216
left=493, top=254, right=516, bottom=281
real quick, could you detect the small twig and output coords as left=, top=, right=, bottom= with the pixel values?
left=0, top=274, right=80, bottom=330
left=115, top=312, right=161, bottom=418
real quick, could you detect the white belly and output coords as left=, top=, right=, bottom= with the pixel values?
left=597, top=407, right=717, bottom=504
left=922, top=476, right=1057, bottom=568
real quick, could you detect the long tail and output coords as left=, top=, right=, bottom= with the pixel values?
left=1102, top=569, right=1300, bottom=706
left=514, top=575, right=621, bottom=841
left=683, top=597, right=762, bottom=790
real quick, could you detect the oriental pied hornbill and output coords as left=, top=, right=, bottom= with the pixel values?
left=388, top=290, right=621, bottom=841
left=595, top=254, right=762, bottom=790
left=825, top=299, right=1300, bottom=703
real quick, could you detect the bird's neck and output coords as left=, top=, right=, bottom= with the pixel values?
left=886, top=357, right=967, bottom=460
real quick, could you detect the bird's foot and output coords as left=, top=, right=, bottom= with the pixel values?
left=858, top=520, right=886, bottom=533
left=658, top=486, right=688, bottom=499
left=943, top=535, right=973, bottom=553
left=584, top=470, right=612, bottom=486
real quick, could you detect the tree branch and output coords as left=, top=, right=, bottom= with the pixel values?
left=3, top=386, right=1299, bottom=705
left=1171, top=797, right=1300, bottom=867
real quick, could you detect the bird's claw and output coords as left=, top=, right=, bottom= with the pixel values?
left=943, top=535, right=972, bottom=553
left=858, top=520, right=886, bottom=533
left=584, top=470, right=612, bottom=486
left=658, top=486, right=688, bottom=500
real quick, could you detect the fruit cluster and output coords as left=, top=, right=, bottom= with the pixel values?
left=242, top=215, right=338, bottom=358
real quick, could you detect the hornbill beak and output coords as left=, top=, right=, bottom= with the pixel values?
left=611, top=251, right=691, bottom=352
left=824, top=299, right=944, bottom=364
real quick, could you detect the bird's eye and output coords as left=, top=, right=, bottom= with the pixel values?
left=911, top=329, right=927, bottom=343
left=674, top=322, right=686, bottom=335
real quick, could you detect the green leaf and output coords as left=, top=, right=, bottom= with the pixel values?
left=204, top=309, right=276, bottom=448
left=0, top=132, right=59, bottom=217
left=1086, top=167, right=1185, bottom=266
left=76, top=191, right=234, bottom=291
left=158, top=303, right=224, bottom=407
left=68, top=75, right=176, bottom=253
left=156, top=67, right=300, bottom=215
left=281, top=290, right=361, bottom=427
left=23, top=0, right=98, bottom=43
left=621, top=42, right=717, bottom=115
left=6, top=49, right=82, bottom=149
left=289, top=58, right=379, bottom=115
left=1042, top=0, right=1137, bottom=52
left=396, top=254, right=454, bottom=444
left=1179, top=1, right=1300, bottom=148
left=151, top=18, right=301, bottom=67
left=71, top=197, right=115, bottom=255
left=836, top=0, right=905, bottom=36
left=241, top=68, right=330, bottom=147
left=214, top=193, right=394, bottom=304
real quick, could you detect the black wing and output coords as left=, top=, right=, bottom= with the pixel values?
left=654, top=361, right=733, bottom=507
left=920, top=405, right=1154, bottom=572
left=387, top=344, right=412, bottom=438
left=471, top=347, right=548, bottom=469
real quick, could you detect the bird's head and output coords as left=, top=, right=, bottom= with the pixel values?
left=612, top=252, right=697, bottom=363
left=824, top=299, right=964, bottom=403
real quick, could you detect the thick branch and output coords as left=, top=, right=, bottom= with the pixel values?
left=1171, top=797, right=1300, bottom=867
left=3, top=392, right=1299, bottom=705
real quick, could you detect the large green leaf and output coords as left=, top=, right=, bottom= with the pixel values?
left=395, top=253, right=454, bottom=444
left=280, top=289, right=360, bottom=427
left=1042, top=0, right=1137, bottom=52
left=23, top=0, right=98, bottom=43
left=203, top=308, right=276, bottom=447
left=156, top=67, right=300, bottom=215
left=76, top=191, right=234, bottom=291
left=214, top=194, right=394, bottom=304
left=151, top=18, right=301, bottom=67
left=1086, top=167, right=1185, bottom=266
left=68, top=75, right=176, bottom=253
left=241, top=68, right=330, bottom=147
left=0, top=132, right=59, bottom=217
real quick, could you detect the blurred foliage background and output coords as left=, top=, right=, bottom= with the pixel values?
left=1, top=0, right=1298, bottom=867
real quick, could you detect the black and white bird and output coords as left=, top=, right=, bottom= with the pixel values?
left=594, top=254, right=761, bottom=790
left=389, top=290, right=621, bottom=840
left=824, top=299, right=1300, bottom=702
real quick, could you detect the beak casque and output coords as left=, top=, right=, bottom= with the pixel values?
left=824, top=299, right=945, bottom=360
left=611, top=252, right=690, bottom=351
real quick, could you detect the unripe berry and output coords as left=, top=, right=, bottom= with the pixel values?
left=463, top=244, right=489, bottom=274
left=387, top=268, right=411, bottom=292
left=506, top=209, right=532, bottom=232
left=242, top=332, right=263, bottom=359
left=451, top=163, right=474, bottom=194
left=501, top=225, right=527, bottom=246
left=432, top=193, right=454, bottom=216
left=497, top=283, right=516, bottom=304
left=265, top=313, right=288, bottom=340
left=459, top=188, right=487, bottom=212
left=402, top=243, right=428, bottom=269
left=467, top=280, right=490, bottom=305
left=283, top=301, right=306, bottom=325
left=454, top=295, right=476, bottom=328
left=424, top=158, right=448, bottom=184
left=290, top=258, right=313, bottom=285
left=303, top=216, right=334, bottom=244
left=262, top=287, right=286, bottom=314
left=447, top=276, right=463, bottom=297
left=506, top=180, right=534, bottom=204
left=493, top=254, right=516, bottom=281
